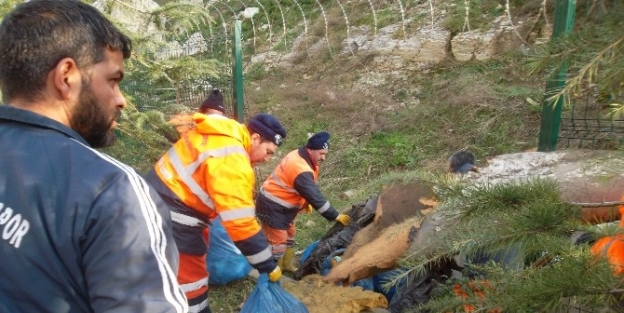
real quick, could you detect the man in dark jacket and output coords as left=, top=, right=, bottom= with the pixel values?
left=256, top=131, right=351, bottom=272
left=0, top=1, right=187, bottom=312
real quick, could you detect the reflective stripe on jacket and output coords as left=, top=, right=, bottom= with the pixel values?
left=149, top=113, right=275, bottom=274
left=256, top=147, right=339, bottom=229
left=261, top=149, right=319, bottom=210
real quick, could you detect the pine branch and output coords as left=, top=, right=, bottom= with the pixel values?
left=546, top=34, right=624, bottom=107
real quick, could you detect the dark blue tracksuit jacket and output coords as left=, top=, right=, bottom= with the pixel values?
left=0, top=106, right=188, bottom=313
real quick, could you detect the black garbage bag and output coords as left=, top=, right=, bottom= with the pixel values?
left=293, top=197, right=377, bottom=280
left=387, top=262, right=456, bottom=313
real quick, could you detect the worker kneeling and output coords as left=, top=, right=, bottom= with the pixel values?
left=256, top=131, right=351, bottom=272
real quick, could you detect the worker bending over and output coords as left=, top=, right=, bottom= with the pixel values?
left=145, top=113, right=286, bottom=313
left=256, top=131, right=351, bottom=272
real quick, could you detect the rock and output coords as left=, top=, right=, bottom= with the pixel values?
left=340, top=190, right=357, bottom=200
left=467, top=150, right=624, bottom=205
left=355, top=24, right=450, bottom=71
left=451, top=15, right=529, bottom=62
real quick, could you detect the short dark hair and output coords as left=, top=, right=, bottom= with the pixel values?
left=0, top=0, right=132, bottom=103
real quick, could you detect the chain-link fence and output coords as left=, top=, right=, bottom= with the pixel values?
left=105, top=29, right=246, bottom=172
left=557, top=91, right=624, bottom=150
left=121, top=33, right=239, bottom=118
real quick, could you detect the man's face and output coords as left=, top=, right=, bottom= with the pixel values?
left=70, top=49, right=126, bottom=148
left=308, top=149, right=329, bottom=165
left=249, top=134, right=278, bottom=166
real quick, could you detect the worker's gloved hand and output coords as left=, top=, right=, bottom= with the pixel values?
left=335, top=214, right=351, bottom=226
left=268, top=265, right=282, bottom=282
left=305, top=204, right=314, bottom=214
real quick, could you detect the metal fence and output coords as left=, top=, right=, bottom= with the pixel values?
left=557, top=91, right=624, bottom=150
left=538, top=0, right=624, bottom=151
left=121, top=29, right=245, bottom=120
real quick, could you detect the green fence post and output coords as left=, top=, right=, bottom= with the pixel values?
left=537, top=0, right=576, bottom=151
left=232, top=19, right=245, bottom=123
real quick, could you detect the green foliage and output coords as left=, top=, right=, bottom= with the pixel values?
left=526, top=0, right=624, bottom=117
left=393, top=88, right=409, bottom=101
left=124, top=52, right=222, bottom=112
left=100, top=103, right=176, bottom=173
left=443, top=0, right=506, bottom=33
left=351, top=6, right=400, bottom=30
left=83, top=2, right=230, bottom=173
left=0, top=0, right=21, bottom=20
left=397, top=178, right=624, bottom=312
left=425, top=248, right=622, bottom=312
left=245, top=63, right=267, bottom=81
left=208, top=279, right=256, bottom=312
left=342, top=131, right=419, bottom=174
left=370, top=131, right=419, bottom=167
left=241, top=0, right=321, bottom=49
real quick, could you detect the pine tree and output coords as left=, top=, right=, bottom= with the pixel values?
left=90, top=0, right=225, bottom=171
left=526, top=0, right=624, bottom=119
left=395, top=177, right=624, bottom=312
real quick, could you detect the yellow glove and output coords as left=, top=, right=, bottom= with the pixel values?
left=305, top=204, right=314, bottom=214
left=268, top=265, right=282, bottom=282
left=335, top=214, right=351, bottom=226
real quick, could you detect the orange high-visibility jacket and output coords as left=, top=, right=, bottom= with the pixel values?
left=256, top=148, right=339, bottom=229
left=168, top=113, right=194, bottom=135
left=150, top=113, right=275, bottom=272
left=590, top=198, right=624, bottom=276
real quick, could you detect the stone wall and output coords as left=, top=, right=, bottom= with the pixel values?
left=250, top=12, right=548, bottom=72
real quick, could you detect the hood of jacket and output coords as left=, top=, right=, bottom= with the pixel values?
left=192, top=113, right=252, bottom=153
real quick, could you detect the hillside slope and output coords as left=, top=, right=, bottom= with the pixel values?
left=246, top=50, right=544, bottom=210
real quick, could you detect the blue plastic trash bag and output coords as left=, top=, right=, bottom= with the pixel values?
left=352, top=277, right=375, bottom=291
left=372, top=268, right=405, bottom=301
left=320, top=248, right=346, bottom=276
left=240, top=274, right=309, bottom=313
left=206, top=217, right=252, bottom=285
left=300, top=240, right=319, bottom=263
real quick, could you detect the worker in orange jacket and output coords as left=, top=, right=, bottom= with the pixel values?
left=590, top=197, right=624, bottom=276
left=145, top=113, right=286, bottom=313
left=255, top=131, right=351, bottom=272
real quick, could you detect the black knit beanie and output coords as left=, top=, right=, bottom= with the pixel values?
left=199, top=89, right=225, bottom=113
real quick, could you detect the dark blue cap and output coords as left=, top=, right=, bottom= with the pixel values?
left=306, top=131, right=330, bottom=150
left=247, top=113, right=287, bottom=146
